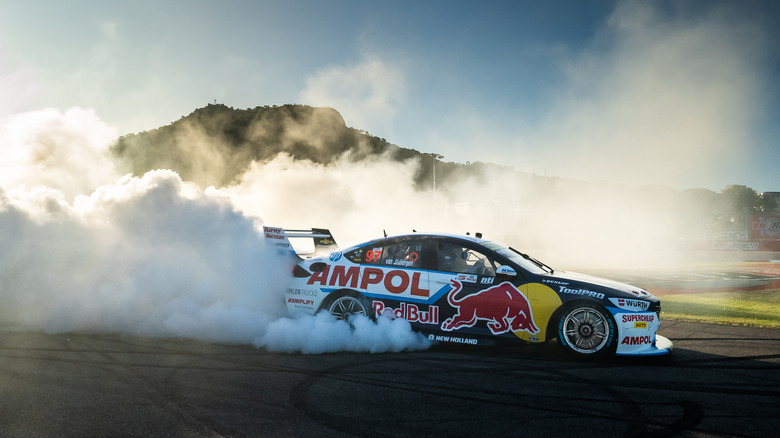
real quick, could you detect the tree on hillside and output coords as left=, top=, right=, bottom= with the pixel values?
left=678, top=188, right=719, bottom=238
left=711, top=185, right=774, bottom=231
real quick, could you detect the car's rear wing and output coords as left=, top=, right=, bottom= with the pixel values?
left=263, top=226, right=338, bottom=258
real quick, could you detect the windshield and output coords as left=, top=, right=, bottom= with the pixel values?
left=479, top=241, right=552, bottom=274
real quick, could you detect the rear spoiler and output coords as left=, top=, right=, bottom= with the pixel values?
left=263, top=226, right=338, bottom=258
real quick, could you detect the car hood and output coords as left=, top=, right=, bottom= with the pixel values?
left=543, top=270, right=654, bottom=299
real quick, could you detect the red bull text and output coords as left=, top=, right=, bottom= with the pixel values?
left=372, top=301, right=439, bottom=324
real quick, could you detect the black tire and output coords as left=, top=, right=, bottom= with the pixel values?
left=325, top=292, right=371, bottom=321
left=556, top=302, right=616, bottom=357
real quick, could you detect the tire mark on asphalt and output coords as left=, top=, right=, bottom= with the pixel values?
left=64, top=335, right=234, bottom=438
left=642, top=401, right=703, bottom=438
left=288, top=354, right=705, bottom=437
left=0, top=336, right=326, bottom=376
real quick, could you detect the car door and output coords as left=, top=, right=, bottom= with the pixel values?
left=430, top=240, right=499, bottom=290
left=352, top=237, right=437, bottom=325
left=430, top=239, right=516, bottom=339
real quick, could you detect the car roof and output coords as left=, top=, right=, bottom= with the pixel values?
left=357, top=232, right=490, bottom=247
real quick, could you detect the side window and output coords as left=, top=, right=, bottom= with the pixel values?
left=344, top=240, right=424, bottom=269
left=436, top=242, right=497, bottom=276
left=344, top=247, right=367, bottom=264
left=380, top=241, right=424, bottom=268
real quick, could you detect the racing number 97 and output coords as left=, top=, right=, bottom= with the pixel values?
left=365, top=249, right=382, bottom=263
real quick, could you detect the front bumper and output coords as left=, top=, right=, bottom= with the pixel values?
left=616, top=334, right=673, bottom=356
left=611, top=309, right=673, bottom=356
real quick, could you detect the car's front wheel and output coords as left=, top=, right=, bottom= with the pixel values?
left=326, top=293, right=370, bottom=321
left=556, top=303, right=616, bottom=357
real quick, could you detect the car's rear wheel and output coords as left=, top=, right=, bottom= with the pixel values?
left=557, top=303, right=616, bottom=357
left=327, top=294, right=370, bottom=321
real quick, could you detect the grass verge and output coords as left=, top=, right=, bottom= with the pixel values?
left=661, top=289, right=780, bottom=328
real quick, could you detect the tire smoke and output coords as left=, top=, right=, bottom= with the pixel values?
left=0, top=108, right=431, bottom=353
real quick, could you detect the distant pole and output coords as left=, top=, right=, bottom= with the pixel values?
left=428, top=153, right=444, bottom=196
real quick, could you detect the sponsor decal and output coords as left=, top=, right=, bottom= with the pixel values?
left=751, top=215, right=780, bottom=238
left=456, top=273, right=478, bottom=283
left=329, top=252, right=342, bottom=262
left=287, top=298, right=315, bottom=306
left=711, top=241, right=759, bottom=251
left=559, top=286, right=605, bottom=300
left=609, top=297, right=650, bottom=311
left=621, top=314, right=655, bottom=323
left=543, top=279, right=569, bottom=286
left=263, top=227, right=292, bottom=249
left=263, top=226, right=285, bottom=239
left=306, top=264, right=430, bottom=297
left=373, top=301, right=439, bottom=324
left=286, top=287, right=318, bottom=297
left=429, top=334, right=478, bottom=345
left=442, top=280, right=539, bottom=335
left=496, top=265, right=516, bottom=276
left=480, top=277, right=495, bottom=285
left=621, top=335, right=652, bottom=345
left=615, top=312, right=659, bottom=354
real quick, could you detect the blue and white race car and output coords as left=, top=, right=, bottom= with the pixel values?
left=266, top=227, right=673, bottom=358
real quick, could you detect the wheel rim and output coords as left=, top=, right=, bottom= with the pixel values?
left=329, top=296, right=367, bottom=320
left=561, top=307, right=610, bottom=354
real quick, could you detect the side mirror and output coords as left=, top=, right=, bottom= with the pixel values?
left=496, top=265, right=516, bottom=278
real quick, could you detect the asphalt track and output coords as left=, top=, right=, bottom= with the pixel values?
left=1, top=320, right=778, bottom=438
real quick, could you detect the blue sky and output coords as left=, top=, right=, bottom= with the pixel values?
left=1, top=0, right=778, bottom=191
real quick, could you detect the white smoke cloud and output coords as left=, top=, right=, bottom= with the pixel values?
left=1, top=170, right=281, bottom=340
left=0, top=107, right=119, bottom=199
left=224, top=153, right=439, bottom=247
left=0, top=109, right=431, bottom=353
left=299, top=54, right=406, bottom=136
left=0, top=45, right=42, bottom=118
left=260, top=313, right=430, bottom=354
left=223, top=151, right=683, bottom=270
left=531, top=1, right=768, bottom=189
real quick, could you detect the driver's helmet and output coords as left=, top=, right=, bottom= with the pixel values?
left=441, top=245, right=465, bottom=262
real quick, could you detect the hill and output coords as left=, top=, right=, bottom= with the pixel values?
left=111, top=103, right=455, bottom=188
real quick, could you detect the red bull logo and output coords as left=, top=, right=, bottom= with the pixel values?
left=441, top=280, right=539, bottom=335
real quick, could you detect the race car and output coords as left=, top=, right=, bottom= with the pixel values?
left=265, top=227, right=673, bottom=357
